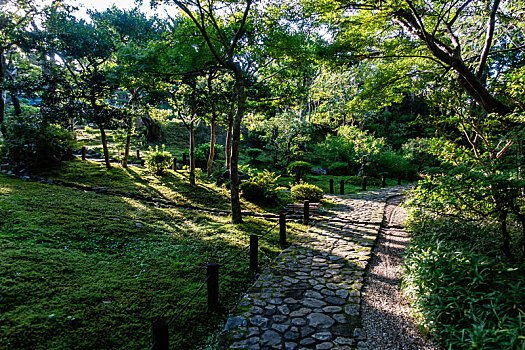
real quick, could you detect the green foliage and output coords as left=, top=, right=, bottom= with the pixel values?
left=327, top=161, right=352, bottom=175
left=290, top=182, right=324, bottom=202
left=246, top=148, right=263, bottom=162
left=346, top=175, right=381, bottom=187
left=249, top=113, right=311, bottom=167
left=195, top=143, right=224, bottom=168
left=145, top=145, right=172, bottom=175
left=2, top=114, right=75, bottom=168
left=240, top=169, right=281, bottom=203
left=287, top=161, right=313, bottom=182
left=403, top=213, right=525, bottom=349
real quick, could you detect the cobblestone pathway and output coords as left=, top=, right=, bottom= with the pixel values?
left=219, top=186, right=408, bottom=350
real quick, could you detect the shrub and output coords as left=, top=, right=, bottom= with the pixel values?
left=2, top=114, right=75, bottom=168
left=287, top=161, right=313, bottom=183
left=195, top=143, right=224, bottom=168
left=240, top=169, right=280, bottom=203
left=327, top=161, right=352, bottom=175
left=403, top=212, right=525, bottom=349
left=246, top=148, right=263, bottom=162
left=290, top=182, right=324, bottom=202
left=145, top=145, right=172, bottom=175
left=346, top=175, right=381, bottom=187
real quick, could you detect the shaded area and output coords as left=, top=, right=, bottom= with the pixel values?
left=361, top=195, right=439, bottom=350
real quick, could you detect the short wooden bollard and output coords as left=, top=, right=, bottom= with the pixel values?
left=329, top=179, right=334, bottom=194
left=381, top=175, right=386, bottom=187
left=172, top=157, right=177, bottom=171
left=136, top=149, right=141, bottom=159
left=81, top=146, right=86, bottom=161
left=151, top=318, right=169, bottom=350
left=303, top=200, right=310, bottom=225
left=397, top=176, right=402, bottom=185
left=279, top=212, right=287, bottom=247
left=183, top=153, right=188, bottom=166
left=340, top=180, right=345, bottom=195
left=250, top=235, right=258, bottom=271
left=207, top=263, right=219, bottom=311
left=362, top=176, right=367, bottom=191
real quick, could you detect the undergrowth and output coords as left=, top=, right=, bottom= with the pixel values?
left=403, top=211, right=525, bottom=349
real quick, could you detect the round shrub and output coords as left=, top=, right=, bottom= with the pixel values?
left=290, top=182, right=324, bottom=202
left=287, top=161, right=313, bottom=183
left=145, top=145, right=172, bottom=175
left=3, top=114, right=75, bottom=168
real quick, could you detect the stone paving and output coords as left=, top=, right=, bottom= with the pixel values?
left=219, top=186, right=408, bottom=350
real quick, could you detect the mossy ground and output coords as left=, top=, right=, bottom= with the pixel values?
left=0, top=160, right=307, bottom=349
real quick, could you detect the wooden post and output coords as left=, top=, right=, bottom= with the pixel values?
left=279, top=212, right=286, bottom=248
left=329, top=179, right=334, bottom=194
left=172, top=157, right=177, bottom=171
left=81, top=146, right=86, bottom=161
left=183, top=153, right=188, bottom=166
left=151, top=318, right=169, bottom=350
left=207, top=263, right=219, bottom=311
left=397, top=175, right=402, bottom=185
left=381, top=174, right=386, bottom=187
left=340, top=180, right=344, bottom=195
left=303, top=200, right=309, bottom=225
left=362, top=176, right=367, bottom=191
left=136, top=149, right=140, bottom=159
left=250, top=235, right=258, bottom=271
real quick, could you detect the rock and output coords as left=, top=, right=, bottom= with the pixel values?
left=261, top=329, right=282, bottom=346
left=224, top=316, right=247, bottom=331
left=307, top=313, right=335, bottom=329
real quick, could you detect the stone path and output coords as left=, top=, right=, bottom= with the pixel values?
left=219, top=186, right=409, bottom=350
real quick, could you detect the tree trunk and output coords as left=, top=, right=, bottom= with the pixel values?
left=500, top=211, right=511, bottom=257
left=99, top=126, right=112, bottom=169
left=122, top=132, right=131, bottom=168
left=0, top=51, right=6, bottom=136
left=189, top=119, right=196, bottom=185
left=207, top=117, right=216, bottom=177
left=230, top=63, right=245, bottom=224
left=225, top=107, right=234, bottom=170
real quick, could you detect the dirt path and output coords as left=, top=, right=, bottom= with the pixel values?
left=361, top=195, right=439, bottom=350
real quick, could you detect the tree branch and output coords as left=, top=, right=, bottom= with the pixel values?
left=475, top=0, right=500, bottom=79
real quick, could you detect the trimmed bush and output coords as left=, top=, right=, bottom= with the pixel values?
left=287, top=161, right=313, bottom=183
left=145, top=145, right=172, bottom=175
left=290, top=182, right=324, bottom=202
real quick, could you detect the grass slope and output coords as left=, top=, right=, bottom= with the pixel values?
left=0, top=162, right=301, bottom=349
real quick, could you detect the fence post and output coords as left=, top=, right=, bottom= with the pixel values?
left=151, top=318, right=169, bottom=350
left=340, top=180, right=345, bottom=195
left=381, top=174, right=386, bottom=187
left=329, top=179, right=334, bottom=194
left=362, top=176, right=367, bottom=191
left=303, top=200, right=309, bottom=225
left=250, top=235, right=259, bottom=271
left=207, top=262, right=219, bottom=311
left=81, top=146, right=86, bottom=161
left=183, top=153, right=188, bottom=166
left=137, top=149, right=141, bottom=159
left=172, top=157, right=177, bottom=171
left=279, top=212, right=287, bottom=248
left=397, top=175, right=402, bottom=185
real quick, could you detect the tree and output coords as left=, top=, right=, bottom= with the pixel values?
left=158, top=0, right=255, bottom=223
left=40, top=5, right=124, bottom=169
left=0, top=0, right=36, bottom=136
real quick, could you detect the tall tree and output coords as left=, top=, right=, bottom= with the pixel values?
left=158, top=0, right=254, bottom=223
